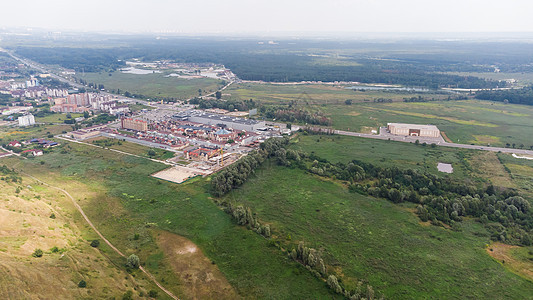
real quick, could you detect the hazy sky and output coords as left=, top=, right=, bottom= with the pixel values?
left=3, top=0, right=533, bottom=34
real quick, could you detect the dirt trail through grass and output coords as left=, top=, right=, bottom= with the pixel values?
left=19, top=170, right=179, bottom=300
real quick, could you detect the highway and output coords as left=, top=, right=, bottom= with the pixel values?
left=334, top=129, right=533, bottom=156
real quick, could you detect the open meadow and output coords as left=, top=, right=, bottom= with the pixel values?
left=1, top=141, right=339, bottom=299
left=77, top=71, right=224, bottom=100
left=227, top=82, right=449, bottom=105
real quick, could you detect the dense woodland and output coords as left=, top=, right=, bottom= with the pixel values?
left=475, top=86, right=533, bottom=106
left=12, top=39, right=517, bottom=89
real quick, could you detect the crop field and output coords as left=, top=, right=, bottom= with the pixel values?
left=225, top=161, right=533, bottom=299
left=77, top=71, right=223, bottom=100
left=2, top=141, right=337, bottom=299
left=227, top=82, right=448, bottom=105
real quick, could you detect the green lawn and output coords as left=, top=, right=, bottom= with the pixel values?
left=78, top=71, right=223, bottom=100
left=225, top=162, right=533, bottom=299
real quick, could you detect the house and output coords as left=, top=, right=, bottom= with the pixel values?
left=22, top=149, right=43, bottom=156
left=8, top=140, right=21, bottom=147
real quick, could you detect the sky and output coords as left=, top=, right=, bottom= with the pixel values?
left=2, top=0, right=533, bottom=34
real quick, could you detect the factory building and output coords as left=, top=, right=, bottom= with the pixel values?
left=387, top=123, right=440, bottom=138
left=175, top=110, right=265, bottom=132
left=121, top=117, right=148, bottom=132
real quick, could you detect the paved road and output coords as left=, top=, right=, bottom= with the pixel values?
left=335, top=129, right=533, bottom=156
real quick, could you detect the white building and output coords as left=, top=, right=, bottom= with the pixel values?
left=387, top=123, right=440, bottom=138
left=18, top=114, right=36, bottom=127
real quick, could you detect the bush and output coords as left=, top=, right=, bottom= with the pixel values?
left=32, top=249, right=43, bottom=257
left=50, top=246, right=59, bottom=253
left=90, top=240, right=100, bottom=248
left=78, top=280, right=87, bottom=288
left=148, top=290, right=158, bottom=298
left=126, top=254, right=140, bottom=269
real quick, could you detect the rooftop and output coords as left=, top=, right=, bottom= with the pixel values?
left=387, top=123, right=440, bottom=131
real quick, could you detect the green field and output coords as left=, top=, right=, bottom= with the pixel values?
left=291, top=134, right=474, bottom=179
left=87, top=137, right=175, bottom=160
left=3, top=141, right=338, bottom=299
left=227, top=82, right=449, bottom=105
left=224, top=160, right=533, bottom=299
left=35, top=113, right=83, bottom=124
left=322, top=100, right=533, bottom=148
left=78, top=71, right=224, bottom=100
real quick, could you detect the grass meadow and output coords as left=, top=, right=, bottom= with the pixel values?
left=4, top=141, right=337, bottom=299
left=78, top=71, right=223, bottom=100
left=225, top=160, right=533, bottom=299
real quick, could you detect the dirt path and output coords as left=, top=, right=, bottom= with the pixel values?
left=20, top=171, right=179, bottom=300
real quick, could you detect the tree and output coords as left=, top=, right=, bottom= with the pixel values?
left=83, top=111, right=89, bottom=118
left=126, top=254, right=140, bottom=269
left=327, top=275, right=343, bottom=294
left=345, top=99, right=353, bottom=105
left=90, top=240, right=100, bottom=248
left=66, top=113, right=72, bottom=119
left=215, top=91, right=222, bottom=99
left=78, top=280, right=87, bottom=288
left=147, top=149, right=156, bottom=157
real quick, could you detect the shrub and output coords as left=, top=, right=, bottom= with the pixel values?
left=148, top=290, right=158, bottom=298
left=78, top=280, right=86, bottom=288
left=90, top=240, right=100, bottom=248
left=32, top=249, right=43, bottom=257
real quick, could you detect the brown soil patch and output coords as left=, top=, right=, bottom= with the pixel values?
left=486, top=242, right=533, bottom=281
left=156, top=230, right=239, bottom=299
left=441, top=131, right=453, bottom=143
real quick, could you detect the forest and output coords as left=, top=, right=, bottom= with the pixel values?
left=475, top=86, right=533, bottom=106
left=11, top=38, right=518, bottom=89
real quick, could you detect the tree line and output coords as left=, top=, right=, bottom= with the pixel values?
left=475, top=86, right=533, bottom=106
left=188, top=97, right=256, bottom=112
left=278, top=141, right=532, bottom=246
left=260, top=106, right=332, bottom=126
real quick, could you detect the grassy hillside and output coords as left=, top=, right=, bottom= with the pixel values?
left=3, top=141, right=338, bottom=299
